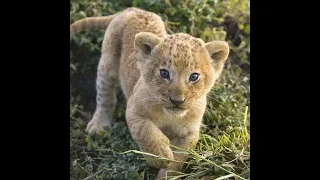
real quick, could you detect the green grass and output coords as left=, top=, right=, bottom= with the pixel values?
left=70, top=0, right=250, bottom=179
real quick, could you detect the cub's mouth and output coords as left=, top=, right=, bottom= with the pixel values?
left=163, top=106, right=188, bottom=115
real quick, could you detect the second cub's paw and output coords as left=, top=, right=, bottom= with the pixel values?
left=85, top=119, right=111, bottom=138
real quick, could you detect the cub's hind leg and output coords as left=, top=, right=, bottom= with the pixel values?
left=85, top=26, right=121, bottom=138
left=85, top=58, right=117, bottom=138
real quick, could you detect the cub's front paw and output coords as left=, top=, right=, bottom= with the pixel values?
left=85, top=118, right=111, bottom=138
left=144, top=142, right=174, bottom=169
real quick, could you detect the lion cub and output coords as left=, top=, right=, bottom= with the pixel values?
left=70, top=7, right=229, bottom=179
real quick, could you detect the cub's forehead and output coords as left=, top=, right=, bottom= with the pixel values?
left=157, top=33, right=208, bottom=70
left=161, top=33, right=204, bottom=52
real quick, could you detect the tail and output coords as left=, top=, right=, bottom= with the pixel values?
left=70, top=14, right=117, bottom=36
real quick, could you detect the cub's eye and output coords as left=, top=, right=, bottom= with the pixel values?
left=160, top=69, right=170, bottom=79
left=189, top=73, right=200, bottom=82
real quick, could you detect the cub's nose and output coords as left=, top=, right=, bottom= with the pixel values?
left=169, top=96, right=186, bottom=106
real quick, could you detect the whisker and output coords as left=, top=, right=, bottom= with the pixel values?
left=128, top=97, right=159, bottom=107
left=134, top=98, right=158, bottom=104
left=195, top=100, right=215, bottom=114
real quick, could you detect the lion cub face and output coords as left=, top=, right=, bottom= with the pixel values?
left=134, top=32, right=229, bottom=116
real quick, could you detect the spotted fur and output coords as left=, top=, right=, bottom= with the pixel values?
left=70, top=7, right=229, bottom=179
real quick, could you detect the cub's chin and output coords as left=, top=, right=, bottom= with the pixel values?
left=163, top=107, right=188, bottom=117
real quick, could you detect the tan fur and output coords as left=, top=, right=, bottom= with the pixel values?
left=70, top=14, right=117, bottom=36
left=70, top=7, right=229, bottom=179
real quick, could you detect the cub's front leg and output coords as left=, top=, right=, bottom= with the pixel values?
left=126, top=113, right=174, bottom=169
left=156, top=130, right=200, bottom=179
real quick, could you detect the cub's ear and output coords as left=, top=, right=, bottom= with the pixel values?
left=134, top=32, right=161, bottom=58
left=205, top=41, right=230, bottom=75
